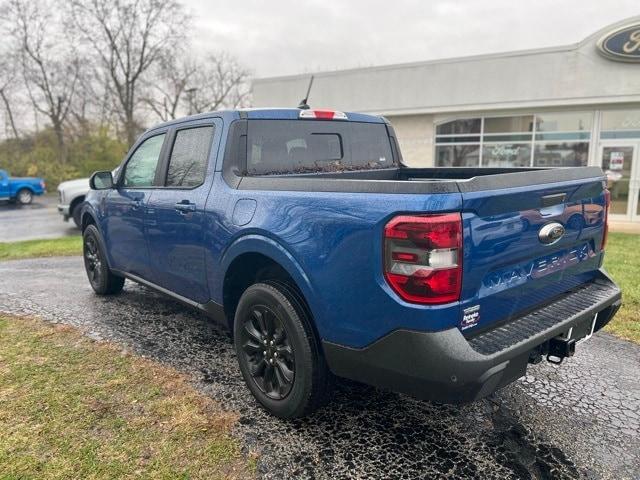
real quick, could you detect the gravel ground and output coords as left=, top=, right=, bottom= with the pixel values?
left=0, top=256, right=638, bottom=479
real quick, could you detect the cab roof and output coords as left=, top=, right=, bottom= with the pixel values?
left=148, top=108, right=386, bottom=132
left=240, top=108, right=385, bottom=123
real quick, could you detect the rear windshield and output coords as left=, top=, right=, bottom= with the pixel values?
left=246, top=120, right=395, bottom=175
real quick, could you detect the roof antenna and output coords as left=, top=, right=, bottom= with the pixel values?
left=297, top=75, right=314, bottom=110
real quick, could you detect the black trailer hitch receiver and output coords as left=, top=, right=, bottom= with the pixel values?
left=547, top=336, right=576, bottom=364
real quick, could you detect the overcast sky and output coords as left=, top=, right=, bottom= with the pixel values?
left=181, top=0, right=639, bottom=79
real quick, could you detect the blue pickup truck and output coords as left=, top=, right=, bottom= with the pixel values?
left=0, top=169, right=46, bottom=204
left=81, top=108, right=621, bottom=418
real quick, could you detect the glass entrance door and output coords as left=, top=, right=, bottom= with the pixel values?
left=600, top=143, right=639, bottom=221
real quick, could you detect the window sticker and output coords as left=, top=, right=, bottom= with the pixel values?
left=609, top=151, right=625, bottom=171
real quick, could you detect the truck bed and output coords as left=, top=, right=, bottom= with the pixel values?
left=236, top=166, right=605, bottom=194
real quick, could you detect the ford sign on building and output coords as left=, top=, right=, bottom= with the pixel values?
left=253, top=17, right=640, bottom=224
left=598, top=24, right=640, bottom=62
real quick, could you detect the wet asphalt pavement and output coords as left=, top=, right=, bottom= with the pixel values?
left=0, top=256, right=639, bottom=479
left=0, top=195, right=78, bottom=242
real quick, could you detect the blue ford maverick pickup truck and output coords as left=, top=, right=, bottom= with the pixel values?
left=0, top=169, right=46, bottom=204
left=82, top=108, right=621, bottom=418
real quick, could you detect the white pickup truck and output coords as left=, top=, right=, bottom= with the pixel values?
left=57, top=178, right=89, bottom=227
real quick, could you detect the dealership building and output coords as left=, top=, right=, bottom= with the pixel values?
left=253, top=17, right=640, bottom=224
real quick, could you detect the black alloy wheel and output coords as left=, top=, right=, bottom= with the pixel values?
left=82, top=224, right=125, bottom=295
left=84, top=234, right=102, bottom=286
left=233, top=282, right=332, bottom=418
left=239, top=304, right=295, bottom=399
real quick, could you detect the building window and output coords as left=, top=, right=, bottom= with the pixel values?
left=601, top=109, right=640, bottom=139
left=483, top=143, right=532, bottom=167
left=533, top=112, right=591, bottom=167
left=435, top=145, right=480, bottom=167
left=533, top=142, right=589, bottom=167
left=434, top=111, right=593, bottom=167
left=484, top=115, right=534, bottom=134
left=435, top=118, right=482, bottom=167
left=482, top=115, right=533, bottom=167
left=435, top=118, right=481, bottom=135
left=535, top=112, right=592, bottom=132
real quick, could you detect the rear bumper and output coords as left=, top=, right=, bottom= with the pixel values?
left=323, top=269, right=621, bottom=404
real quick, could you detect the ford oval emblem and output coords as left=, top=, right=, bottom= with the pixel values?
left=597, top=23, right=640, bottom=62
left=539, top=222, right=565, bottom=245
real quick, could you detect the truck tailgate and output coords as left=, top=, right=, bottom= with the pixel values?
left=459, top=171, right=607, bottom=334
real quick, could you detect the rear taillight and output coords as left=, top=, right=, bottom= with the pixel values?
left=602, top=188, right=611, bottom=250
left=383, top=213, right=462, bottom=304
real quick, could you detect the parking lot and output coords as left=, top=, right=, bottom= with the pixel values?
left=0, top=195, right=78, bottom=242
left=1, top=256, right=638, bottom=479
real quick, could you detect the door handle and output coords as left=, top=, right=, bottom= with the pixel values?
left=174, top=201, right=196, bottom=214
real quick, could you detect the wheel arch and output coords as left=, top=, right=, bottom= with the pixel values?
left=80, top=208, right=115, bottom=272
left=81, top=208, right=98, bottom=231
left=69, top=194, right=86, bottom=215
left=220, top=235, right=323, bottom=338
left=15, top=185, right=35, bottom=196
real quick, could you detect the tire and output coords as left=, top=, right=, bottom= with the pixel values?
left=16, top=188, right=33, bottom=205
left=234, top=281, right=332, bottom=418
left=71, top=201, right=83, bottom=228
left=83, top=224, right=125, bottom=295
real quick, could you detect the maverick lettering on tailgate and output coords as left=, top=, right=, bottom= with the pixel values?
left=481, top=243, right=596, bottom=294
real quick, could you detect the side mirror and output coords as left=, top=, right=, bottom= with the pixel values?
left=90, top=171, right=114, bottom=190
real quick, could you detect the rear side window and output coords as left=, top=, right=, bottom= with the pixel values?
left=246, top=120, right=395, bottom=175
left=123, top=134, right=166, bottom=188
left=166, top=126, right=214, bottom=187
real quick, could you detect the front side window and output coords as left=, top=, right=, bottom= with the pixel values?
left=123, top=134, right=166, bottom=188
left=166, top=126, right=214, bottom=187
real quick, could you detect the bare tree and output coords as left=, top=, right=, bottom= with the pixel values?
left=143, top=50, right=251, bottom=121
left=187, top=52, right=251, bottom=114
left=0, top=52, right=21, bottom=139
left=0, top=86, right=20, bottom=139
left=65, top=65, right=119, bottom=139
left=68, top=0, right=189, bottom=147
left=3, top=0, right=81, bottom=159
left=142, top=52, right=196, bottom=121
